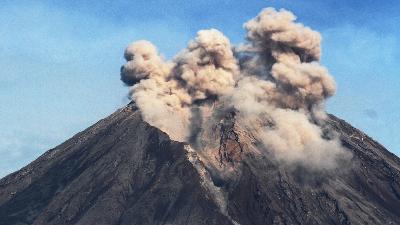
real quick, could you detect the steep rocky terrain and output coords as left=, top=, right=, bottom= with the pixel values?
left=0, top=102, right=399, bottom=225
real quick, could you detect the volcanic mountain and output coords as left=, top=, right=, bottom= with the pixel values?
left=0, top=102, right=399, bottom=225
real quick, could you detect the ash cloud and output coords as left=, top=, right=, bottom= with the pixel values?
left=120, top=7, right=350, bottom=169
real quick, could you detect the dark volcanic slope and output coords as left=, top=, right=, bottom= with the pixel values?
left=222, top=114, right=400, bottom=225
left=0, top=104, right=232, bottom=225
left=0, top=103, right=399, bottom=225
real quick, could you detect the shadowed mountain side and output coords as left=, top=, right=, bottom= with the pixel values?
left=0, top=103, right=233, bottom=225
left=222, top=114, right=400, bottom=225
left=0, top=103, right=399, bottom=225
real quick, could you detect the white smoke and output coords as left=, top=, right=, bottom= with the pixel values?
left=120, top=7, right=351, bottom=169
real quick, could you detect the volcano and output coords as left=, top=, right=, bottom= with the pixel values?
left=0, top=102, right=399, bottom=225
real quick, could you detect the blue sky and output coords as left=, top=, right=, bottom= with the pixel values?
left=0, top=0, right=399, bottom=178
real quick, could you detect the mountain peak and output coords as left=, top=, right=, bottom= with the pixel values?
left=1, top=103, right=399, bottom=225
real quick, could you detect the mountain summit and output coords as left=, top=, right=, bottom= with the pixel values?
left=0, top=102, right=399, bottom=225
left=2, top=7, right=400, bottom=225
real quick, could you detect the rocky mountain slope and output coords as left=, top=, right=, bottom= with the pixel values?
left=0, top=102, right=399, bottom=225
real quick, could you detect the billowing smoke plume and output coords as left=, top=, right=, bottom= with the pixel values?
left=238, top=8, right=335, bottom=110
left=121, top=29, right=237, bottom=141
left=121, top=8, right=350, bottom=169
